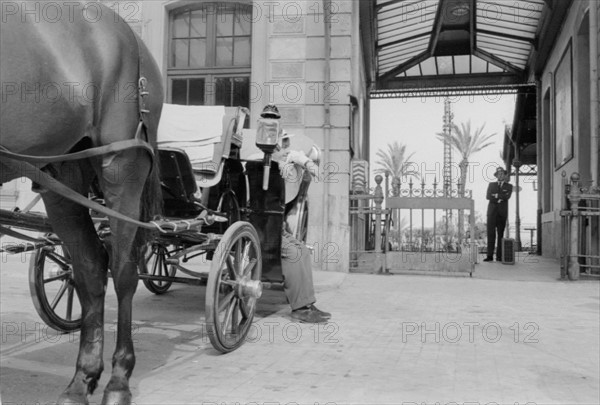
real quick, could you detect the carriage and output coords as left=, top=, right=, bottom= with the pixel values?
left=0, top=104, right=319, bottom=354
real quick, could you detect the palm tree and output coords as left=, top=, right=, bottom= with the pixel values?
left=374, top=141, right=420, bottom=193
left=374, top=141, right=419, bottom=245
left=437, top=120, right=496, bottom=240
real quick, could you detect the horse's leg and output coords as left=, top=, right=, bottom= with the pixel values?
left=40, top=162, right=109, bottom=405
left=99, top=149, right=151, bottom=404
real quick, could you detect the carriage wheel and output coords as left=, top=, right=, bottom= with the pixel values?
left=28, top=243, right=82, bottom=333
left=206, top=221, right=262, bottom=353
left=139, top=242, right=178, bottom=294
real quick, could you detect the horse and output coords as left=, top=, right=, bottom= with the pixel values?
left=0, top=3, right=163, bottom=404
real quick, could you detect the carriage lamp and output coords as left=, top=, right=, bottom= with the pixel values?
left=256, top=118, right=281, bottom=190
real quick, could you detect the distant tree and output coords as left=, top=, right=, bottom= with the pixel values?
left=374, top=141, right=419, bottom=243
left=374, top=141, right=420, bottom=191
left=437, top=120, right=496, bottom=195
left=437, top=120, right=496, bottom=239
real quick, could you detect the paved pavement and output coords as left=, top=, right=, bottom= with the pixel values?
left=1, top=252, right=599, bottom=405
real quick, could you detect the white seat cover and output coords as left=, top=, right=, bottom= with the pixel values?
left=157, top=104, right=225, bottom=167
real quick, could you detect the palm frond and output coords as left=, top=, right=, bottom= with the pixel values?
left=374, top=141, right=419, bottom=181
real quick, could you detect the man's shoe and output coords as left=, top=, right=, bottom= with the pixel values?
left=292, top=304, right=331, bottom=323
left=306, top=304, right=331, bottom=319
left=291, top=309, right=328, bottom=324
left=483, top=257, right=493, bottom=262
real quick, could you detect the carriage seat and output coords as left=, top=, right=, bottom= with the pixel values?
left=158, top=147, right=199, bottom=218
left=157, top=104, right=248, bottom=188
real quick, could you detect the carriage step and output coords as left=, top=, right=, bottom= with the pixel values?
left=0, top=240, right=54, bottom=254
left=139, top=273, right=207, bottom=286
left=0, top=209, right=53, bottom=233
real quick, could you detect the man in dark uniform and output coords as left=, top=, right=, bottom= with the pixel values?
left=484, top=167, right=513, bottom=262
left=259, top=104, right=330, bottom=323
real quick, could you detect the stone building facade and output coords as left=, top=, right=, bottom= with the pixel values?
left=0, top=0, right=372, bottom=272
left=536, top=0, right=599, bottom=259
left=137, top=0, right=371, bottom=271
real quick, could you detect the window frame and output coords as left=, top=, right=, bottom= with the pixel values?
left=167, top=2, right=252, bottom=106
left=168, top=73, right=251, bottom=106
left=553, top=41, right=573, bottom=170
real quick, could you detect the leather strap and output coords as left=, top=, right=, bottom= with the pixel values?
left=0, top=124, right=153, bottom=165
left=0, top=158, right=211, bottom=235
left=1, top=157, right=159, bottom=231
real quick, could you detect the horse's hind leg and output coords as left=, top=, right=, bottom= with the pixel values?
left=98, top=149, right=151, bottom=404
left=40, top=162, right=109, bottom=405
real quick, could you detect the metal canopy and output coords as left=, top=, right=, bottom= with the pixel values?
left=363, top=0, right=575, bottom=169
left=504, top=87, right=538, bottom=166
left=373, top=0, right=549, bottom=94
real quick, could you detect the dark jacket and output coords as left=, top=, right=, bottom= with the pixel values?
left=486, top=181, right=513, bottom=217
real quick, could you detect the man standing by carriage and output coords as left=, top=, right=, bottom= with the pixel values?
left=259, top=104, right=331, bottom=324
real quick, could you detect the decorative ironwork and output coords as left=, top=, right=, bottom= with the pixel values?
left=443, top=98, right=454, bottom=198
left=387, top=177, right=472, bottom=198
left=370, top=83, right=535, bottom=99
left=350, top=176, right=477, bottom=275
left=395, top=185, right=472, bottom=198
left=517, top=164, right=538, bottom=176
left=561, top=172, right=600, bottom=280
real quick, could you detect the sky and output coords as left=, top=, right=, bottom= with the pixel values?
left=369, top=94, right=538, bottom=238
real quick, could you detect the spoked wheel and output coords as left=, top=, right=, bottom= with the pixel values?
left=139, top=242, right=178, bottom=294
left=206, top=221, right=262, bottom=353
left=28, top=243, right=82, bottom=332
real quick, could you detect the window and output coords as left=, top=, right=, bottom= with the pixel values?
left=168, top=3, right=251, bottom=107
left=553, top=42, right=573, bottom=168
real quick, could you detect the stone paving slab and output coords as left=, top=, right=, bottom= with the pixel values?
left=132, top=272, right=599, bottom=405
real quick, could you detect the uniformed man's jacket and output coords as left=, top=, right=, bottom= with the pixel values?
left=486, top=181, right=513, bottom=217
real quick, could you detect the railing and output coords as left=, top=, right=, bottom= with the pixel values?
left=561, top=172, right=600, bottom=280
left=349, top=175, right=388, bottom=273
left=349, top=175, right=476, bottom=275
left=387, top=177, right=473, bottom=246
left=385, top=180, right=476, bottom=276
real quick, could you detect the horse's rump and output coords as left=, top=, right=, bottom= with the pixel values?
left=0, top=2, right=164, bottom=228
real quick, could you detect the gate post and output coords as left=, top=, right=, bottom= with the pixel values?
left=374, top=175, right=386, bottom=273
left=568, top=173, right=581, bottom=280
